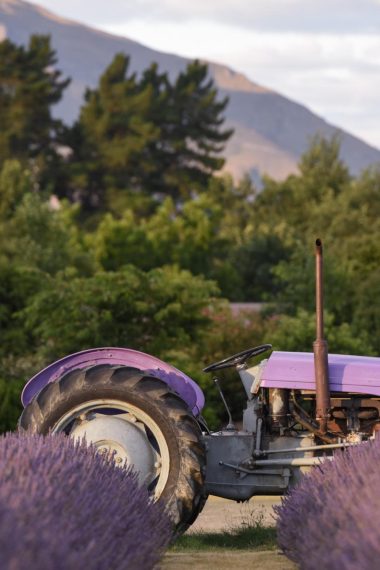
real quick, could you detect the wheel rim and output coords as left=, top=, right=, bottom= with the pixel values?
left=52, top=399, right=170, bottom=499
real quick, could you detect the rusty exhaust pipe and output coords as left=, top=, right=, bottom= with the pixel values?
left=313, top=239, right=330, bottom=434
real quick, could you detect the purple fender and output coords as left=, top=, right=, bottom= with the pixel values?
left=21, top=347, right=205, bottom=416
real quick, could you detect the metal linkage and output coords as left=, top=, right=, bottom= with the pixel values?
left=218, top=461, right=291, bottom=488
left=219, top=461, right=286, bottom=476
left=253, top=441, right=359, bottom=457
left=254, top=457, right=333, bottom=467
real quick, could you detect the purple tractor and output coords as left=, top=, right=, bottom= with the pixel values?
left=19, top=240, right=380, bottom=532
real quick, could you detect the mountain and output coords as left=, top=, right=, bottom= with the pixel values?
left=1, top=0, right=380, bottom=180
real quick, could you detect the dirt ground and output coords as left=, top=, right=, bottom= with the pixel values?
left=188, top=495, right=282, bottom=533
left=161, top=496, right=297, bottom=569
left=162, top=551, right=296, bottom=570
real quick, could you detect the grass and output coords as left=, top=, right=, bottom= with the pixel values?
left=171, top=514, right=277, bottom=552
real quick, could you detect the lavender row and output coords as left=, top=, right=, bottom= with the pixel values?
left=0, top=432, right=171, bottom=570
left=276, top=436, right=380, bottom=570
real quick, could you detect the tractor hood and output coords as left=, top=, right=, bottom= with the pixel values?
left=261, top=351, right=380, bottom=397
left=21, top=347, right=205, bottom=416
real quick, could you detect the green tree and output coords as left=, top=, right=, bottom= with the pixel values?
left=140, top=60, right=233, bottom=197
left=0, top=160, right=31, bottom=220
left=67, top=54, right=158, bottom=209
left=0, top=378, right=24, bottom=433
left=0, top=35, right=69, bottom=190
left=2, top=193, right=94, bottom=276
left=268, top=309, right=373, bottom=355
left=22, top=265, right=220, bottom=361
left=0, top=262, right=44, bottom=357
left=93, top=210, right=152, bottom=271
left=0, top=261, right=48, bottom=431
left=234, top=234, right=290, bottom=301
left=250, top=135, right=351, bottom=243
left=68, top=56, right=232, bottom=209
left=353, top=270, right=380, bottom=354
left=273, top=243, right=355, bottom=324
left=299, top=134, right=351, bottom=197
left=92, top=192, right=243, bottom=297
left=239, top=135, right=355, bottom=305
left=195, top=305, right=269, bottom=426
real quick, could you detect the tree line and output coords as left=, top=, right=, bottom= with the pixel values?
left=1, top=35, right=380, bottom=431
left=0, top=35, right=232, bottom=210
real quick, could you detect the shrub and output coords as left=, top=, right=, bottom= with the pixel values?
left=276, top=436, right=380, bottom=570
left=0, top=432, right=171, bottom=570
left=0, top=378, right=24, bottom=433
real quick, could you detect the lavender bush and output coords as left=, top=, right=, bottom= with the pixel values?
left=0, top=432, right=171, bottom=570
left=276, top=436, right=380, bottom=570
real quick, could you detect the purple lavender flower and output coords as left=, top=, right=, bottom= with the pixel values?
left=0, top=432, right=171, bottom=570
left=276, top=436, right=380, bottom=570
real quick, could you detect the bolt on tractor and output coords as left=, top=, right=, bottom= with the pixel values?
left=19, top=240, right=380, bottom=532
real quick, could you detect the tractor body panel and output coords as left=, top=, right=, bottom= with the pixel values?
left=261, top=351, right=380, bottom=397
left=21, top=347, right=205, bottom=416
left=203, top=432, right=293, bottom=499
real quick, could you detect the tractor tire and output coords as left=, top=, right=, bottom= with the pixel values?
left=19, top=364, right=207, bottom=533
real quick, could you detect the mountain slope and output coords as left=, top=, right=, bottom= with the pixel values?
left=1, top=0, right=379, bottom=180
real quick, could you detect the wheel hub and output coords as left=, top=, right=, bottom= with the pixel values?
left=52, top=399, right=170, bottom=499
left=71, top=414, right=159, bottom=486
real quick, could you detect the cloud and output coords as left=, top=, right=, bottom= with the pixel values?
left=38, top=0, right=380, bottom=34
left=105, top=19, right=380, bottom=147
left=34, top=0, right=380, bottom=147
left=226, top=32, right=380, bottom=147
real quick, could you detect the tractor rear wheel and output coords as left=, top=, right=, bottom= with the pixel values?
left=19, top=364, right=207, bottom=533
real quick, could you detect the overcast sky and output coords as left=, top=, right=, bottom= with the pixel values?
left=36, top=0, right=380, bottom=149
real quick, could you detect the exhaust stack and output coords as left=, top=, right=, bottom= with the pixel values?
left=313, top=239, right=330, bottom=433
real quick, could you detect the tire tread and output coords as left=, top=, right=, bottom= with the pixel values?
left=19, top=363, right=206, bottom=533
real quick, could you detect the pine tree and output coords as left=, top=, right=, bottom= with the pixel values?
left=67, top=56, right=233, bottom=209
left=136, top=60, right=233, bottom=197
left=160, top=60, right=233, bottom=196
left=66, top=54, right=157, bottom=209
left=0, top=35, right=70, bottom=189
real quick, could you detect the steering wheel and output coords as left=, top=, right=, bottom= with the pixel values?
left=203, top=344, right=272, bottom=373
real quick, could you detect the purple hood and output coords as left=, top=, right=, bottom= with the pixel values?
left=261, top=351, right=380, bottom=396
left=22, top=347, right=205, bottom=416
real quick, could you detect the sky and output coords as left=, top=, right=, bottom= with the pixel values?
left=35, top=0, right=380, bottom=149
